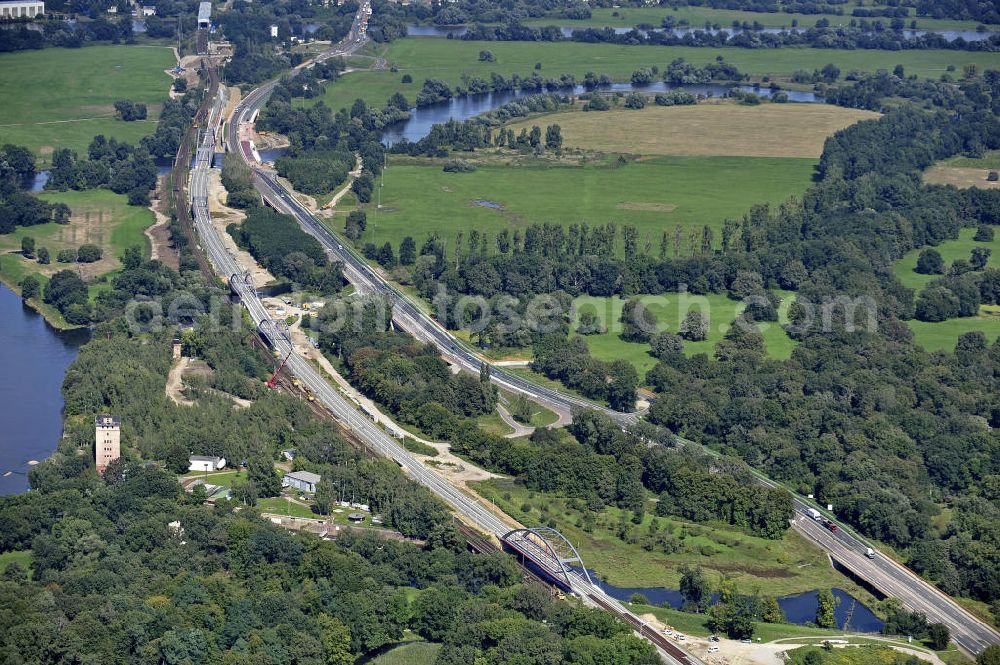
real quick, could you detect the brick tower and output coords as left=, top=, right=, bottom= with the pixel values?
left=95, top=415, right=121, bottom=474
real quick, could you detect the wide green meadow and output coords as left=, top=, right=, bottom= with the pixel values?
left=308, top=38, right=1000, bottom=108
left=473, top=478, right=871, bottom=598
left=0, top=46, right=174, bottom=165
left=522, top=5, right=996, bottom=32
left=359, top=155, right=813, bottom=252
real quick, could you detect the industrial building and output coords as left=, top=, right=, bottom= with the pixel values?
left=95, top=415, right=121, bottom=474
left=197, top=1, right=211, bottom=29
left=0, top=0, right=44, bottom=18
left=283, top=470, right=320, bottom=493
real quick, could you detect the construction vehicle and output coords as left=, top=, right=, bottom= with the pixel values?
left=266, top=349, right=292, bottom=388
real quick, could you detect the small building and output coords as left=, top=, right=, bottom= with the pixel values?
left=106, top=5, right=117, bottom=13
left=283, top=470, right=320, bottom=493
left=269, top=23, right=278, bottom=38
left=141, top=5, right=155, bottom=16
left=172, top=337, right=182, bottom=360
left=0, top=1, right=44, bottom=18
left=95, top=415, right=121, bottom=474
left=197, top=1, right=210, bottom=29
left=189, top=455, right=226, bottom=472
left=347, top=512, right=366, bottom=522
left=280, top=448, right=297, bottom=461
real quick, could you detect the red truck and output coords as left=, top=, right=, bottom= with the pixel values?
left=822, top=519, right=839, bottom=533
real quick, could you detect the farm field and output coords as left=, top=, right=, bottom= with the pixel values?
left=520, top=5, right=996, bottom=32
left=0, top=46, right=174, bottom=166
left=508, top=102, right=879, bottom=158
left=365, top=155, right=813, bottom=253
left=472, top=478, right=872, bottom=598
left=573, top=292, right=797, bottom=378
left=308, top=39, right=1000, bottom=109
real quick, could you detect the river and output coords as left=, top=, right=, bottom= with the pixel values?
left=0, top=284, right=88, bottom=495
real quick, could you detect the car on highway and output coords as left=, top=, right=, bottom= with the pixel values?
left=823, top=519, right=839, bottom=533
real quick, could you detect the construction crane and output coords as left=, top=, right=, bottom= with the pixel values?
left=266, top=348, right=292, bottom=388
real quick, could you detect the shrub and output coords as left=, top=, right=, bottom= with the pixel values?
left=77, top=244, right=103, bottom=263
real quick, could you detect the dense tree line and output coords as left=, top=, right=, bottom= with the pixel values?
left=228, top=206, right=344, bottom=293
left=459, top=20, right=1000, bottom=52
left=47, top=137, right=158, bottom=205
left=0, top=431, right=656, bottom=664
left=0, top=144, right=71, bottom=233
left=0, top=15, right=137, bottom=52
left=315, top=295, right=498, bottom=438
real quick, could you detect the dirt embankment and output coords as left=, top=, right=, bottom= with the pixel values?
left=207, top=169, right=274, bottom=288
left=146, top=174, right=178, bottom=269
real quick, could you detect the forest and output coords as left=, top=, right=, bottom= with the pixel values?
left=228, top=206, right=345, bottom=293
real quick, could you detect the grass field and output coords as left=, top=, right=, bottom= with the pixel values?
left=0, top=550, right=32, bottom=578
left=940, top=149, right=1000, bottom=169
left=520, top=5, right=996, bottom=32
left=0, top=46, right=174, bottom=165
left=473, top=478, right=871, bottom=598
left=369, top=642, right=440, bottom=665
left=366, top=154, right=813, bottom=253
left=573, top=293, right=797, bottom=378
left=508, top=102, right=878, bottom=159
left=893, top=227, right=1000, bottom=291
left=0, top=190, right=154, bottom=286
left=892, top=227, right=1000, bottom=351
left=307, top=39, right=1000, bottom=109
left=905, top=310, right=1000, bottom=352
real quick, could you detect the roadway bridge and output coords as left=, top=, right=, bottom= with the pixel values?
left=502, top=528, right=701, bottom=665
left=196, top=0, right=999, bottom=656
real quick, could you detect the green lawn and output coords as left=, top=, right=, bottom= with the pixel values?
left=306, top=39, right=1000, bottom=109
left=369, top=642, right=440, bottom=665
left=0, top=46, right=174, bottom=165
left=893, top=227, right=1000, bottom=291
left=257, top=497, right=322, bottom=519
left=0, top=550, right=32, bottom=578
left=472, top=478, right=873, bottom=599
left=892, top=227, right=1000, bottom=351
left=521, top=5, right=995, bottom=32
left=574, top=292, right=798, bottom=378
left=363, top=155, right=813, bottom=254
left=905, top=310, right=1000, bottom=352
left=180, top=470, right=244, bottom=488
left=941, top=149, right=1000, bottom=170
left=477, top=411, right=515, bottom=436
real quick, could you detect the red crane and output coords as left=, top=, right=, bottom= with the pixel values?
left=266, top=348, right=292, bottom=388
